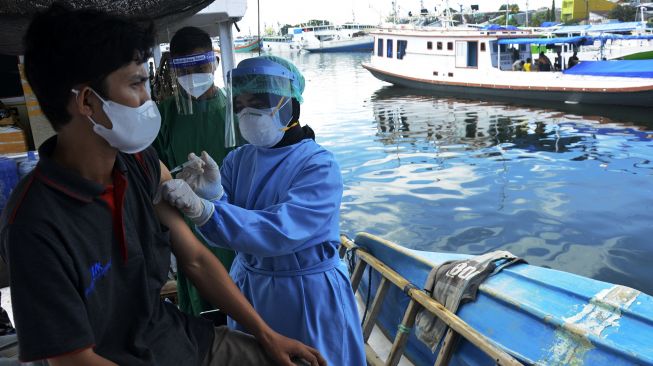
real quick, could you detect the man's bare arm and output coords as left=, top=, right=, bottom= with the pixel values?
left=48, top=348, right=118, bottom=366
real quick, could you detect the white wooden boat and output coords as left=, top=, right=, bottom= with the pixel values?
left=363, top=23, right=653, bottom=107
left=260, top=35, right=301, bottom=53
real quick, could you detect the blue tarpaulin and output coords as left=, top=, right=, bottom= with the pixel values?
left=563, top=60, right=653, bottom=78
left=482, top=24, right=520, bottom=31
left=498, top=36, right=587, bottom=45
left=540, top=22, right=558, bottom=28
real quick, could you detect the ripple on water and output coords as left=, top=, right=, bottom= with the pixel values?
left=272, top=53, right=653, bottom=296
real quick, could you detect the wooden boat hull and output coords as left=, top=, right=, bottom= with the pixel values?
left=362, top=63, right=653, bottom=108
left=234, top=39, right=260, bottom=53
left=349, top=232, right=653, bottom=366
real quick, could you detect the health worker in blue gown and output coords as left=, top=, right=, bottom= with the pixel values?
left=160, top=56, right=366, bottom=366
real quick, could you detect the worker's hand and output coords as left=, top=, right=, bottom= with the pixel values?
left=178, top=151, right=223, bottom=201
left=258, top=330, right=326, bottom=366
left=159, top=179, right=214, bottom=226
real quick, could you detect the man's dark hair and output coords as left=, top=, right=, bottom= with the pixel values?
left=24, top=3, right=154, bottom=130
left=170, top=27, right=212, bottom=56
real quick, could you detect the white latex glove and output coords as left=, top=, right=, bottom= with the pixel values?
left=177, top=151, right=223, bottom=201
left=159, top=179, right=214, bottom=226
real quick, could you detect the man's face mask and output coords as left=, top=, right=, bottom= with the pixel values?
left=177, top=73, right=215, bottom=98
left=236, top=97, right=292, bottom=148
left=72, top=88, right=161, bottom=154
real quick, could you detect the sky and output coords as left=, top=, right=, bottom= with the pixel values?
left=236, top=0, right=555, bottom=33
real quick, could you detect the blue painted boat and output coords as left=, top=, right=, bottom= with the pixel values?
left=342, top=232, right=653, bottom=366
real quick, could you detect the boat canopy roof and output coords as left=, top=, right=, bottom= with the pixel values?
left=563, top=60, right=653, bottom=78
left=498, top=36, right=587, bottom=46
left=498, top=33, right=653, bottom=47
left=552, top=21, right=649, bottom=35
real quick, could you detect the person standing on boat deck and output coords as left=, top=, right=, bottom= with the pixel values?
left=537, top=52, right=552, bottom=72
left=160, top=55, right=367, bottom=366
left=0, top=5, right=325, bottom=366
left=153, top=26, right=239, bottom=319
left=568, top=51, right=580, bottom=68
left=554, top=50, right=564, bottom=71
left=524, top=58, right=532, bottom=72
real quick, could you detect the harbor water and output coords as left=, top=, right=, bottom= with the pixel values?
left=233, top=51, right=653, bottom=296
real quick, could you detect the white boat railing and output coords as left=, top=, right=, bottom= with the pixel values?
left=339, top=234, right=523, bottom=366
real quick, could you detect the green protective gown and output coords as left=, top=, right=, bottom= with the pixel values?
left=153, top=91, right=237, bottom=316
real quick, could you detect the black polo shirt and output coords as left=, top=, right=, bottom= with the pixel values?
left=0, top=136, right=214, bottom=364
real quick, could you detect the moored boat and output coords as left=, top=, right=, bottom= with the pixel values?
left=363, top=23, right=653, bottom=107
left=544, top=21, right=653, bottom=61
left=260, top=35, right=301, bottom=53
left=303, top=33, right=374, bottom=53
left=340, top=232, right=653, bottom=366
left=233, top=36, right=260, bottom=53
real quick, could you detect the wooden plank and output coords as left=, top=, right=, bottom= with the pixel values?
left=386, top=299, right=421, bottom=366
left=363, top=277, right=390, bottom=341
left=434, top=328, right=460, bottom=366
left=365, top=343, right=386, bottom=366
left=350, top=259, right=367, bottom=292
left=338, top=244, right=347, bottom=259
left=340, top=235, right=522, bottom=366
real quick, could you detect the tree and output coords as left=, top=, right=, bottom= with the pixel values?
left=498, top=4, right=519, bottom=13
left=550, top=0, right=556, bottom=21
left=608, top=5, right=637, bottom=22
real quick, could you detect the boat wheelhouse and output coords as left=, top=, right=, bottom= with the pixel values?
left=363, top=24, right=653, bottom=107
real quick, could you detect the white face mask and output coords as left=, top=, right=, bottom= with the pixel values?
left=177, top=73, right=215, bottom=98
left=237, top=99, right=291, bottom=147
left=72, top=88, right=161, bottom=154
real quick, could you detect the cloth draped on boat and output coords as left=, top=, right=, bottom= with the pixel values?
left=0, top=0, right=213, bottom=55
left=197, top=139, right=366, bottom=366
left=415, top=250, right=524, bottom=352
left=563, top=60, right=653, bottom=78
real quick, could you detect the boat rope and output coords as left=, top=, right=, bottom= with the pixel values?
left=403, top=282, right=419, bottom=294
left=345, top=245, right=359, bottom=275
left=361, top=265, right=372, bottom=326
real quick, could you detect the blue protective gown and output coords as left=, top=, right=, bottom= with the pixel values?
left=198, top=139, right=365, bottom=366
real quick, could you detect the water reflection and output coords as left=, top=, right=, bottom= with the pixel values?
left=338, top=85, right=653, bottom=295
left=237, top=52, right=653, bottom=295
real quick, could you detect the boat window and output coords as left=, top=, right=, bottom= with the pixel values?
left=437, top=42, right=443, bottom=50
left=377, top=38, right=384, bottom=57
left=480, top=43, right=486, bottom=52
left=427, top=41, right=433, bottom=50
left=397, top=40, right=408, bottom=60
left=455, top=41, right=478, bottom=68
left=433, top=71, right=438, bottom=76
left=387, top=39, right=393, bottom=58
left=447, top=42, right=453, bottom=51
left=467, top=41, right=478, bottom=67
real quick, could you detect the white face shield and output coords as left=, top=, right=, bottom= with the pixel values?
left=170, top=50, right=218, bottom=115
